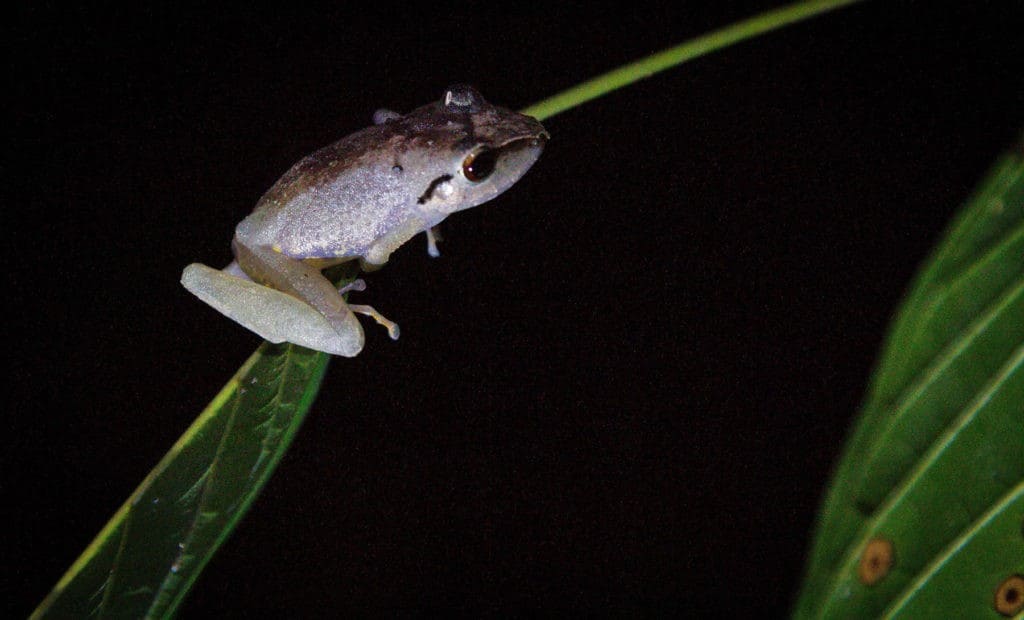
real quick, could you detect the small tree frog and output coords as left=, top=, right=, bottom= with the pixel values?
left=182, top=85, right=548, bottom=356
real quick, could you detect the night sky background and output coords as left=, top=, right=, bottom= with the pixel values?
left=8, top=2, right=1023, bottom=616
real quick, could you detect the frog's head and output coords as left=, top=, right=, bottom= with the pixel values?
left=403, top=84, right=548, bottom=217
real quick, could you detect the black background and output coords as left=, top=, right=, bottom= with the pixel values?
left=8, top=2, right=1023, bottom=616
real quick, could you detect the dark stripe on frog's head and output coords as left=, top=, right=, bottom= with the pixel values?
left=417, top=174, right=453, bottom=205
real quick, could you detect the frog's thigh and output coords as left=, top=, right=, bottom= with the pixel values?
left=181, top=263, right=364, bottom=357
left=232, top=239, right=362, bottom=336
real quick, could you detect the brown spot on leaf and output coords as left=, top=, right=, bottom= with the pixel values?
left=857, top=537, right=894, bottom=585
left=994, top=574, right=1024, bottom=617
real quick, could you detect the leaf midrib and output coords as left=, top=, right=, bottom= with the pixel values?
left=143, top=346, right=301, bottom=618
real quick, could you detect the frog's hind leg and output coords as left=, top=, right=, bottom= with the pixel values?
left=246, top=237, right=407, bottom=343
left=181, top=263, right=364, bottom=356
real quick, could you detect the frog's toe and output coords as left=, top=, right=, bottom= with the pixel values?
left=338, top=278, right=367, bottom=295
left=349, top=304, right=400, bottom=340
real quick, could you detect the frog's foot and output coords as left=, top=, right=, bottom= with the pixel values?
left=336, top=279, right=399, bottom=339
left=349, top=304, right=400, bottom=340
left=338, top=279, right=366, bottom=295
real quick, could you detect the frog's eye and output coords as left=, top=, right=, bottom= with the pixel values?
left=462, top=149, right=497, bottom=182
left=444, top=84, right=484, bottom=110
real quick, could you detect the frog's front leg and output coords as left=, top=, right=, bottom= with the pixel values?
left=425, top=226, right=442, bottom=258
left=361, top=217, right=433, bottom=268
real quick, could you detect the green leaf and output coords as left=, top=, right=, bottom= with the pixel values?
left=793, top=149, right=1024, bottom=618
left=31, top=341, right=331, bottom=619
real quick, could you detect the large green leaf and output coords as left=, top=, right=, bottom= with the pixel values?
left=31, top=341, right=331, bottom=618
left=794, top=149, right=1024, bottom=617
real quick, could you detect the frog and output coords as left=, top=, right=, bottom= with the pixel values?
left=181, top=85, right=548, bottom=356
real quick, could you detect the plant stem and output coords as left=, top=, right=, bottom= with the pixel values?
left=521, top=0, right=862, bottom=122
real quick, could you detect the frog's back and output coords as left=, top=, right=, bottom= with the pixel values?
left=232, top=85, right=548, bottom=261
left=235, top=124, right=417, bottom=259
